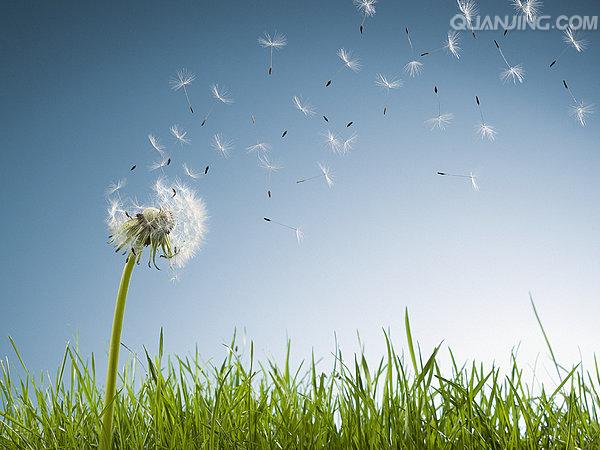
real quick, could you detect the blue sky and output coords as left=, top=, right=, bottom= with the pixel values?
left=1, top=0, right=599, bottom=380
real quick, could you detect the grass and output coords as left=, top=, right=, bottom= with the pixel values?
left=1, top=306, right=600, bottom=449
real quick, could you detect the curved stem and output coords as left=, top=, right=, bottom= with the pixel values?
left=101, top=252, right=136, bottom=450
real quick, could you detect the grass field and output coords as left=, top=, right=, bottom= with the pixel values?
left=1, top=307, right=599, bottom=449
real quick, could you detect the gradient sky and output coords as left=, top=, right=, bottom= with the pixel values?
left=1, top=0, right=599, bottom=382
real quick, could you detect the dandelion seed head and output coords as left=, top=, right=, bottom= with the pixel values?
left=375, top=73, right=403, bottom=90
left=318, top=162, right=334, bottom=188
left=513, top=0, right=542, bottom=22
left=353, top=0, right=377, bottom=16
left=182, top=162, right=201, bottom=179
left=469, top=172, right=480, bottom=192
left=106, top=178, right=127, bottom=197
left=445, top=31, right=461, bottom=59
left=107, top=178, right=207, bottom=269
left=342, top=133, right=358, bottom=155
left=149, top=156, right=170, bottom=171
left=500, top=65, right=525, bottom=84
left=457, top=0, right=478, bottom=25
left=153, top=178, right=207, bottom=268
left=246, top=142, right=271, bottom=155
left=322, top=130, right=342, bottom=153
left=477, top=123, right=497, bottom=141
left=425, top=113, right=454, bottom=130
left=170, top=125, right=190, bottom=145
left=404, top=60, right=424, bottom=77
left=292, top=95, right=316, bottom=116
left=169, top=68, right=195, bottom=91
left=211, top=133, right=234, bottom=158
left=563, top=27, right=586, bottom=52
left=337, top=48, right=361, bottom=72
left=148, top=134, right=165, bottom=155
left=107, top=198, right=127, bottom=235
left=569, top=101, right=594, bottom=127
left=258, top=32, right=287, bottom=49
left=295, top=227, right=304, bottom=245
left=258, top=155, right=282, bottom=173
left=211, top=84, right=234, bottom=105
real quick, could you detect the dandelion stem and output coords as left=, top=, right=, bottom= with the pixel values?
left=101, top=251, right=136, bottom=450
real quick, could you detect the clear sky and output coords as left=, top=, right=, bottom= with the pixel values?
left=1, top=0, right=599, bottom=381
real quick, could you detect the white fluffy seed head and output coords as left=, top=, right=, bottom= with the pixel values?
left=569, top=102, right=594, bottom=127
left=211, top=133, right=234, bottom=158
left=318, top=162, right=334, bottom=188
left=211, top=84, right=234, bottom=104
left=375, top=74, right=403, bottom=90
left=477, top=123, right=497, bottom=141
left=170, top=68, right=195, bottom=91
left=500, top=65, right=525, bottom=84
left=170, top=125, right=190, bottom=145
left=153, top=178, right=207, bottom=268
left=337, top=48, right=361, bottom=72
left=563, top=27, right=586, bottom=52
left=353, top=0, right=377, bottom=16
left=445, top=31, right=461, bottom=59
left=404, top=60, right=424, bottom=77
left=292, top=95, right=316, bottom=116
left=425, top=113, right=454, bottom=131
left=258, top=32, right=287, bottom=49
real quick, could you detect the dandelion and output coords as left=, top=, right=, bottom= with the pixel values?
left=421, top=30, right=461, bottom=59
left=263, top=217, right=303, bottom=245
left=437, top=171, right=480, bottom=192
left=404, top=60, right=424, bottom=77
left=201, top=84, right=234, bottom=126
left=425, top=86, right=454, bottom=130
left=182, top=162, right=202, bottom=179
left=258, top=31, right=287, bottom=75
left=211, top=133, right=234, bottom=157
left=259, top=155, right=282, bottom=198
left=292, top=95, right=316, bottom=116
left=474, top=95, right=497, bottom=141
left=211, top=84, right=234, bottom=105
left=563, top=79, right=594, bottom=127
left=325, top=48, right=361, bottom=87
left=495, top=40, right=525, bottom=84
left=149, top=155, right=171, bottom=172
left=296, top=162, right=334, bottom=188
left=404, top=28, right=424, bottom=77
left=512, top=0, right=542, bottom=23
left=170, top=125, right=190, bottom=146
left=323, top=130, right=342, bottom=154
left=342, top=133, right=358, bottom=154
left=549, top=27, right=587, bottom=68
left=106, top=178, right=127, bottom=197
left=148, top=134, right=166, bottom=156
left=246, top=142, right=271, bottom=155
left=169, top=68, right=195, bottom=114
left=353, top=0, right=377, bottom=35
left=457, top=0, right=478, bottom=38
left=102, top=178, right=207, bottom=448
left=375, top=73, right=403, bottom=115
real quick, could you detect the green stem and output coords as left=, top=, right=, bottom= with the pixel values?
left=101, top=252, right=136, bottom=450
